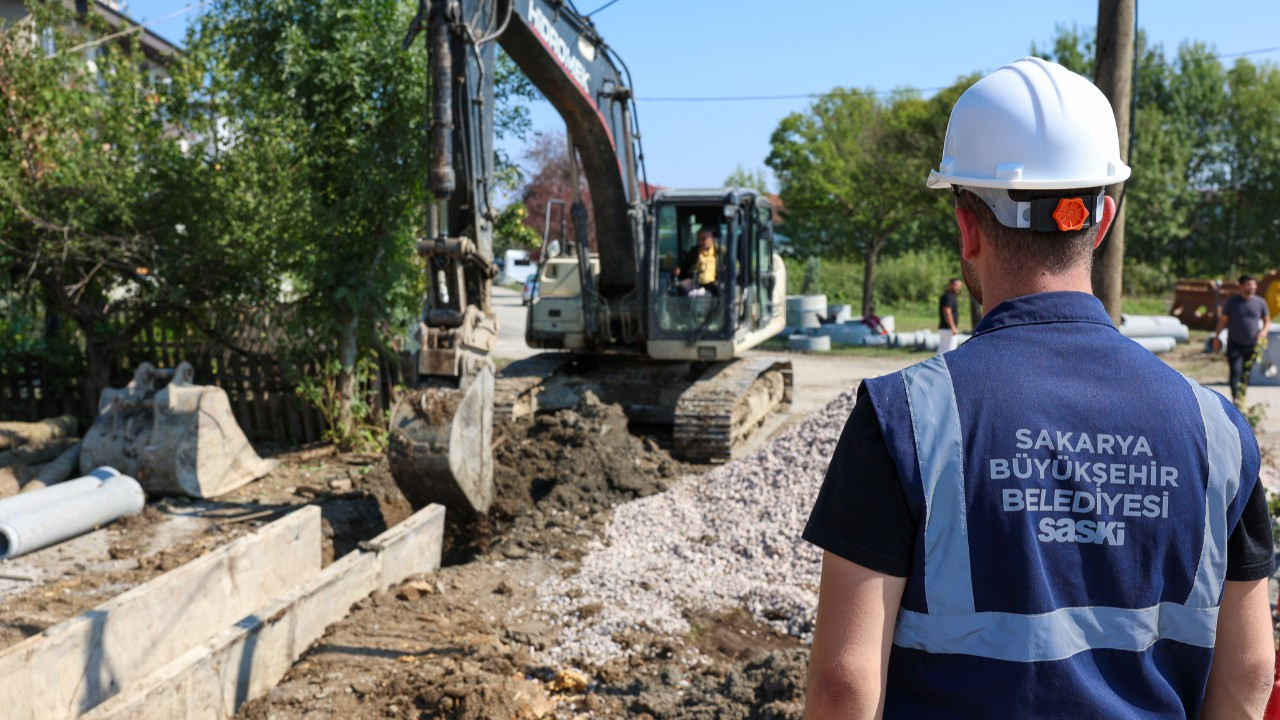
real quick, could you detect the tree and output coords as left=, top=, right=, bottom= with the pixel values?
left=724, top=164, right=769, bottom=193
left=189, top=0, right=430, bottom=445
left=0, top=1, right=293, bottom=413
left=766, top=85, right=961, bottom=315
left=493, top=201, right=542, bottom=259
left=519, top=131, right=593, bottom=251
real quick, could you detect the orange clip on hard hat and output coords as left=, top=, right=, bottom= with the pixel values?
left=1052, top=197, right=1090, bottom=232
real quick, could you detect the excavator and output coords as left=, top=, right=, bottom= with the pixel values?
left=389, top=0, right=790, bottom=516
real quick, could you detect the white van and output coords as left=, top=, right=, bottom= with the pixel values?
left=499, top=249, right=536, bottom=286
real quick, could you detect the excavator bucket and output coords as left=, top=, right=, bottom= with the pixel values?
left=387, top=366, right=494, bottom=516
left=80, top=362, right=275, bottom=498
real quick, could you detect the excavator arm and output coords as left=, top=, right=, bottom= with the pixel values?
left=390, top=0, right=645, bottom=515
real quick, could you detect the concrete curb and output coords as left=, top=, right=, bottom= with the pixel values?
left=0, top=505, right=322, bottom=720
left=84, top=503, right=445, bottom=719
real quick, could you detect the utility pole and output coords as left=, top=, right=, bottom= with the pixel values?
left=1092, top=0, right=1135, bottom=323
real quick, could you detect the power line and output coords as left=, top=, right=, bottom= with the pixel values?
left=637, top=88, right=947, bottom=103
left=59, top=1, right=207, bottom=56
left=583, top=0, right=624, bottom=16
left=1217, top=45, right=1280, bottom=59
left=635, top=44, right=1280, bottom=104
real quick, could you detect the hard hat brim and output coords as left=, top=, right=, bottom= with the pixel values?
left=926, top=168, right=1131, bottom=191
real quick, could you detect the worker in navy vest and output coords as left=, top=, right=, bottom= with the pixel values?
left=803, top=57, right=1275, bottom=719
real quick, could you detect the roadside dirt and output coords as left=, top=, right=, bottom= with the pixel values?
left=237, top=392, right=807, bottom=720
left=0, top=448, right=414, bottom=651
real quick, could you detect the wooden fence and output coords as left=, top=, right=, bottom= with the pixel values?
left=0, top=313, right=406, bottom=446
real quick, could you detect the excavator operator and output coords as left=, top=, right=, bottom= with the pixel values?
left=673, top=227, right=722, bottom=297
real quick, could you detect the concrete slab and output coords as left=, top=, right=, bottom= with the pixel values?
left=0, top=506, right=321, bottom=720
left=85, top=503, right=445, bottom=720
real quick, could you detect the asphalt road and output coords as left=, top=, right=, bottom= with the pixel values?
left=491, top=286, right=538, bottom=361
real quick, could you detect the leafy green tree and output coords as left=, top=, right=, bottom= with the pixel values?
left=0, top=2, right=292, bottom=412
left=766, top=84, right=962, bottom=315
left=724, top=164, right=769, bottom=193
left=189, top=0, right=431, bottom=446
left=494, top=201, right=542, bottom=259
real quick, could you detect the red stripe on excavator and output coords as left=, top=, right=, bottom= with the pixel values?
left=526, top=27, right=619, bottom=154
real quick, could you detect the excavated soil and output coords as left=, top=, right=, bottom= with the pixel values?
left=237, top=392, right=807, bottom=720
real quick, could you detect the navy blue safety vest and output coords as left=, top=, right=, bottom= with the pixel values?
left=863, top=292, right=1257, bottom=719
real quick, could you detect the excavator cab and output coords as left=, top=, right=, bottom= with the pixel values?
left=647, top=189, right=786, bottom=362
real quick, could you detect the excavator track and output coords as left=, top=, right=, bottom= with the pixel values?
left=672, top=357, right=793, bottom=462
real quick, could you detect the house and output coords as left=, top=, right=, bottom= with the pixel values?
left=0, top=0, right=179, bottom=84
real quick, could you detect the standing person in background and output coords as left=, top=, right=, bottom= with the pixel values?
left=1213, top=274, right=1271, bottom=408
left=937, top=278, right=962, bottom=353
left=803, top=57, right=1274, bottom=719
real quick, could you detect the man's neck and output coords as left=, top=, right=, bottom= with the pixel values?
left=978, top=267, right=1093, bottom=311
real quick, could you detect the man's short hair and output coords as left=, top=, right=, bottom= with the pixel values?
left=696, top=227, right=714, bottom=239
left=954, top=188, right=1101, bottom=275
left=1240, top=274, right=1256, bottom=284
left=949, top=277, right=961, bottom=285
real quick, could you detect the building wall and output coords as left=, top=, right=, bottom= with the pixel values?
left=0, top=0, right=28, bottom=24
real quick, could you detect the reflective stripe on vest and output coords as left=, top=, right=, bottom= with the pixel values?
left=891, top=355, right=1243, bottom=661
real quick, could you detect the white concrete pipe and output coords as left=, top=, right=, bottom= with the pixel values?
left=786, top=295, right=827, bottom=329
left=0, top=467, right=144, bottom=560
left=816, top=322, right=872, bottom=346
left=1120, top=316, right=1190, bottom=342
left=1120, top=314, right=1184, bottom=329
left=1132, top=336, right=1177, bottom=354
left=789, top=333, right=831, bottom=351
left=828, top=304, right=853, bottom=324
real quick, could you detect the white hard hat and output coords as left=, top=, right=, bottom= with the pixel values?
left=928, top=57, right=1130, bottom=194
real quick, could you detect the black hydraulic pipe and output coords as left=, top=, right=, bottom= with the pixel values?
left=429, top=3, right=456, bottom=197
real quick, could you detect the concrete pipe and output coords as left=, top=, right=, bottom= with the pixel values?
left=0, top=466, right=118, bottom=520
left=1132, top=336, right=1177, bottom=354
left=863, top=335, right=889, bottom=347
left=816, top=322, right=872, bottom=347
left=786, top=295, right=827, bottom=329
left=914, top=331, right=940, bottom=352
left=0, top=468, right=144, bottom=560
left=789, top=333, right=831, bottom=352
left=828, top=304, right=853, bottom=324
left=1120, top=314, right=1185, bottom=330
left=1120, top=320, right=1190, bottom=343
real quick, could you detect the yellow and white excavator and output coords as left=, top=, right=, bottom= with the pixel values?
left=389, top=0, right=790, bottom=516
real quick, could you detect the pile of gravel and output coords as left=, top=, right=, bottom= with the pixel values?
left=536, top=390, right=858, bottom=666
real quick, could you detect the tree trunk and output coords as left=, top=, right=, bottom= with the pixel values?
left=861, top=241, right=882, bottom=317
left=1092, top=0, right=1135, bottom=323
left=82, top=335, right=115, bottom=419
left=335, top=311, right=360, bottom=445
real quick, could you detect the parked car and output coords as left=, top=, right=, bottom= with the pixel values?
left=521, top=274, right=539, bottom=306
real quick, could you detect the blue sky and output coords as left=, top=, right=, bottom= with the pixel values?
left=126, top=0, right=1280, bottom=191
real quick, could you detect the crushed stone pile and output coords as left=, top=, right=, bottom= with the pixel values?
left=538, top=389, right=858, bottom=666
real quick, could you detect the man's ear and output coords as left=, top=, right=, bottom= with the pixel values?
left=1093, top=195, right=1117, bottom=250
left=956, top=205, right=982, bottom=261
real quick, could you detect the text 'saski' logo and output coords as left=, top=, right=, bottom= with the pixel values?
left=528, top=1, right=592, bottom=92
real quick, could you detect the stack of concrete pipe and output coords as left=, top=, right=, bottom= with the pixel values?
left=786, top=295, right=827, bottom=329
left=0, top=466, right=143, bottom=560
left=1118, top=315, right=1189, bottom=355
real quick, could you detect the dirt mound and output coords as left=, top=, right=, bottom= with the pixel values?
left=443, top=391, right=690, bottom=564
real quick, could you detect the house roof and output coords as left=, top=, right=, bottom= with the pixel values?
left=93, top=1, right=181, bottom=65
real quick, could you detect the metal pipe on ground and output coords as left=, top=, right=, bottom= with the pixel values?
left=0, top=467, right=144, bottom=560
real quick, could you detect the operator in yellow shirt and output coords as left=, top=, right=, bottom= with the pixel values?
left=674, top=227, right=721, bottom=297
